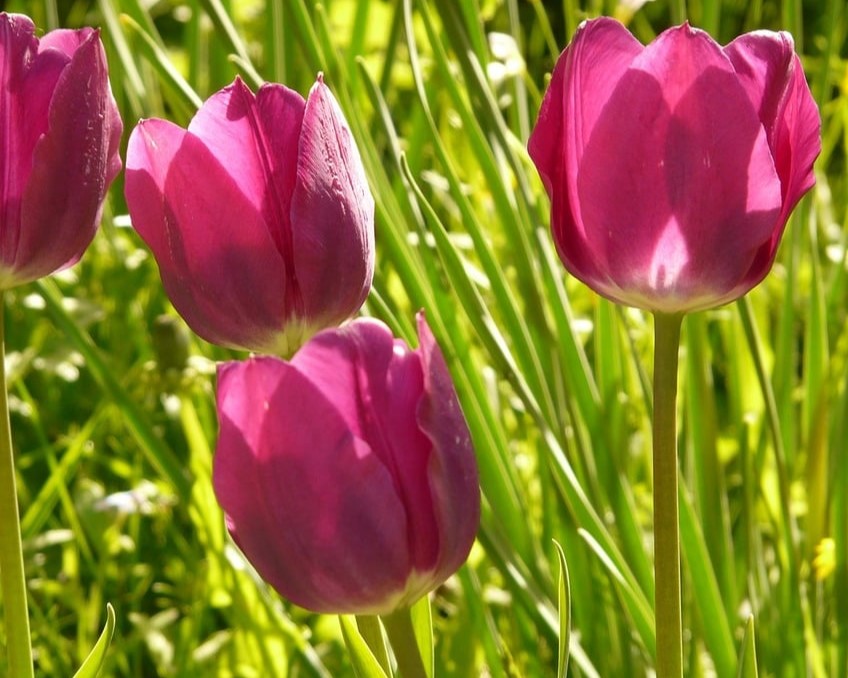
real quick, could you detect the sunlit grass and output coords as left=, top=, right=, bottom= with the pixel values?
left=0, top=0, right=845, bottom=675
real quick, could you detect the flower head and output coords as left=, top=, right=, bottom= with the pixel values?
left=213, top=313, right=479, bottom=614
left=0, top=13, right=122, bottom=290
left=529, top=18, right=820, bottom=313
left=125, top=75, right=375, bottom=354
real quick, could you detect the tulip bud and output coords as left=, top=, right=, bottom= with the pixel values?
left=0, top=13, right=122, bottom=290
left=125, top=75, right=375, bottom=355
left=213, top=312, right=480, bottom=614
left=529, top=18, right=820, bottom=313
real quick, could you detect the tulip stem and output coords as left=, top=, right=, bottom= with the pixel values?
left=652, top=312, right=684, bottom=678
left=382, top=607, right=428, bottom=678
left=0, top=291, right=35, bottom=678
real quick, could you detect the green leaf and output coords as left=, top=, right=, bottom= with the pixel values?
left=72, top=603, right=116, bottom=678
left=409, top=595, right=434, bottom=678
left=119, top=13, right=203, bottom=115
left=678, top=483, right=736, bottom=677
left=339, top=616, right=391, bottom=678
left=553, top=540, right=571, bottom=678
left=737, top=615, right=758, bottom=678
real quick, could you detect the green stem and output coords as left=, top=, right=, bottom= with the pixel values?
left=0, top=290, right=35, bottom=678
left=652, top=312, right=684, bottom=678
left=382, top=607, right=427, bottom=678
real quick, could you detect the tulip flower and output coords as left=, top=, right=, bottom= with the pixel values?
left=125, top=75, right=375, bottom=355
left=529, top=18, right=819, bottom=313
left=0, top=13, right=122, bottom=290
left=213, top=313, right=479, bottom=614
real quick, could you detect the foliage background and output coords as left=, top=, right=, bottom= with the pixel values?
left=0, top=0, right=846, bottom=675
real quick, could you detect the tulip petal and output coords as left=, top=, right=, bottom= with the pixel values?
left=291, top=78, right=375, bottom=325
left=187, top=79, right=305, bottom=260
left=37, top=27, right=124, bottom=199
left=0, top=15, right=47, bottom=267
left=529, top=17, right=642, bottom=289
left=17, top=30, right=119, bottom=283
left=293, top=319, right=440, bottom=573
left=125, top=119, right=288, bottom=350
left=770, top=59, right=820, bottom=224
left=724, top=32, right=820, bottom=226
left=37, top=26, right=94, bottom=56
left=415, top=313, right=479, bottom=587
left=576, top=24, right=782, bottom=310
left=723, top=31, right=795, bottom=132
left=214, top=358, right=411, bottom=614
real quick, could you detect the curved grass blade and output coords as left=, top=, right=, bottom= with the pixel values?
left=339, top=616, right=391, bottom=678
left=553, top=540, right=571, bottom=678
left=72, top=603, right=116, bottom=678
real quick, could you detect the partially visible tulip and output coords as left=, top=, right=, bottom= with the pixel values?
left=0, top=13, right=122, bottom=290
left=529, top=18, right=820, bottom=313
left=213, top=312, right=479, bottom=614
left=125, top=75, right=375, bottom=355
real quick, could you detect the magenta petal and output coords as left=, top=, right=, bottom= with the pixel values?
left=724, top=31, right=820, bottom=226
left=214, top=357, right=411, bottom=614
left=37, top=27, right=95, bottom=56
left=0, top=16, right=36, bottom=250
left=527, top=16, right=643, bottom=182
left=723, top=31, right=795, bottom=133
left=290, top=78, right=375, bottom=324
left=770, top=57, right=821, bottom=226
left=17, top=30, right=121, bottom=283
left=125, top=120, right=288, bottom=350
left=529, top=17, right=642, bottom=290
left=187, top=79, right=305, bottom=237
left=560, top=18, right=643, bottom=168
left=527, top=47, right=566, bottom=196
left=573, top=67, right=673, bottom=305
left=414, top=313, right=479, bottom=588
left=293, top=319, right=440, bottom=572
left=186, top=80, right=308, bottom=318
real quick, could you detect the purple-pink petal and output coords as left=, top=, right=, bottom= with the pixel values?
left=214, top=357, right=411, bottom=614
left=291, top=77, right=375, bottom=324
left=0, top=14, right=121, bottom=288
left=415, top=312, right=479, bottom=583
left=292, top=319, right=440, bottom=572
left=125, top=120, right=288, bottom=351
left=19, top=31, right=119, bottom=280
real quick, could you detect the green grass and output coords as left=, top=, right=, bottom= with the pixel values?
left=0, top=0, right=846, bottom=675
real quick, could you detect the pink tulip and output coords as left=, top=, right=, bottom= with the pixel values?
left=529, top=18, right=820, bottom=313
left=125, top=75, right=375, bottom=355
left=213, top=313, right=479, bottom=614
left=0, top=13, right=122, bottom=290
